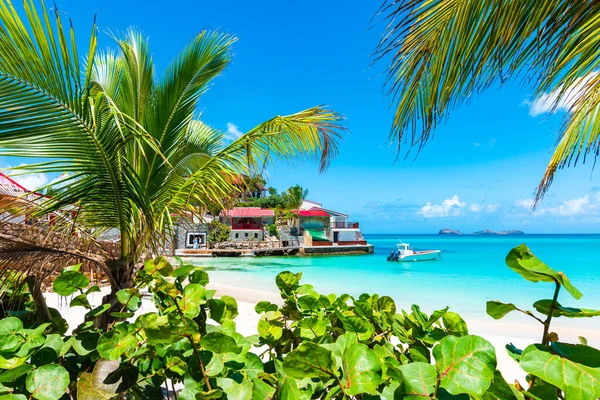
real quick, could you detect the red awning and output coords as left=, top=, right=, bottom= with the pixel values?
left=220, top=207, right=275, bottom=218
left=293, top=209, right=331, bottom=217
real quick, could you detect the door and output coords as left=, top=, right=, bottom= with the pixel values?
left=333, top=231, right=339, bottom=243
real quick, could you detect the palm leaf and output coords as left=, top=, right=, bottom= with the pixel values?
left=376, top=0, right=600, bottom=202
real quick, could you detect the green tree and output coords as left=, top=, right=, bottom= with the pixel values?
left=0, top=1, right=343, bottom=317
left=207, top=220, right=231, bottom=243
left=283, top=185, right=308, bottom=210
left=376, top=0, right=600, bottom=204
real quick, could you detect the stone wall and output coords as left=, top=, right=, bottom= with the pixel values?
left=174, top=221, right=208, bottom=249
left=230, top=230, right=263, bottom=242
left=278, top=226, right=303, bottom=246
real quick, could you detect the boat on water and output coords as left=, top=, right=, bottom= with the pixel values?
left=387, top=242, right=442, bottom=262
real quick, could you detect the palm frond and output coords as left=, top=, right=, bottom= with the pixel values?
left=376, top=0, right=600, bottom=200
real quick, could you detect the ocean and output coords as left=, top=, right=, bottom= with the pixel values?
left=192, top=234, right=600, bottom=329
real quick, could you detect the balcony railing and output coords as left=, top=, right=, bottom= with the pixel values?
left=330, top=222, right=359, bottom=229
left=232, top=222, right=262, bottom=230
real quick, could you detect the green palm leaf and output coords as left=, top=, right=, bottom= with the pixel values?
left=376, top=0, right=600, bottom=203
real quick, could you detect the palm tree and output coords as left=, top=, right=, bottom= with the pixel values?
left=0, top=1, right=344, bottom=312
left=375, top=0, right=600, bottom=204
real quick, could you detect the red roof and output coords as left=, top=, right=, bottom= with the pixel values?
left=220, top=207, right=274, bottom=218
left=309, top=206, right=348, bottom=217
left=293, top=209, right=331, bottom=217
left=0, top=172, right=45, bottom=199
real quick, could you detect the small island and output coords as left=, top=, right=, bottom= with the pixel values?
left=439, top=228, right=524, bottom=235
left=438, top=228, right=463, bottom=235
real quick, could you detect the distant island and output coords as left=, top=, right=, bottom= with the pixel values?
left=438, top=228, right=524, bottom=235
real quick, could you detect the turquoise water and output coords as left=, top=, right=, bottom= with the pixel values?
left=194, top=234, right=600, bottom=327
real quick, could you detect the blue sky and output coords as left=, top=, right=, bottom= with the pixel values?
left=3, top=0, right=600, bottom=233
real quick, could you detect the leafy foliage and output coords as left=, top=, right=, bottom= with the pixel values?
left=375, top=0, right=600, bottom=203
left=207, top=220, right=231, bottom=244
left=0, top=245, right=599, bottom=399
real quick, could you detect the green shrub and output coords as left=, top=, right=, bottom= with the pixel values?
left=207, top=220, right=231, bottom=243
left=267, top=223, right=278, bottom=238
left=0, top=245, right=598, bottom=399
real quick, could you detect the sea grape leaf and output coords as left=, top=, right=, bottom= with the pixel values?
left=442, top=312, right=468, bottom=336
left=25, top=364, right=69, bottom=400
left=52, top=270, right=89, bottom=296
left=76, top=373, right=112, bottom=400
left=0, top=317, right=25, bottom=354
left=97, top=324, right=138, bottom=360
left=144, top=256, right=173, bottom=276
left=275, top=359, right=306, bottom=400
left=341, top=316, right=374, bottom=341
left=297, top=317, right=327, bottom=339
left=200, top=332, right=242, bottom=354
left=0, top=364, right=33, bottom=383
left=217, top=377, right=252, bottom=400
left=482, top=370, right=523, bottom=400
left=71, top=332, right=99, bottom=356
left=275, top=271, right=301, bottom=296
left=486, top=301, right=521, bottom=320
left=505, top=244, right=582, bottom=299
left=208, top=295, right=238, bottom=323
left=189, top=269, right=209, bottom=285
left=378, top=296, right=397, bottom=314
left=521, top=343, right=600, bottom=400
left=283, top=342, right=336, bottom=379
left=252, top=377, right=275, bottom=400
left=31, top=334, right=62, bottom=366
left=15, top=330, right=46, bottom=358
left=178, top=284, right=207, bottom=318
left=69, top=294, right=91, bottom=309
left=533, top=299, right=600, bottom=318
left=172, top=265, right=197, bottom=278
left=255, top=301, right=278, bottom=314
left=89, top=359, right=121, bottom=395
left=85, top=304, right=111, bottom=319
left=0, top=395, right=28, bottom=400
left=340, top=343, right=382, bottom=396
left=0, top=355, right=25, bottom=369
left=434, top=335, right=496, bottom=397
left=393, top=362, right=437, bottom=399
left=257, top=319, right=283, bottom=341
left=139, top=314, right=173, bottom=344
left=116, top=289, right=141, bottom=311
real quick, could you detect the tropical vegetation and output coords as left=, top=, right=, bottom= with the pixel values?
left=0, top=245, right=598, bottom=399
left=0, top=1, right=343, bottom=311
left=376, top=0, right=600, bottom=204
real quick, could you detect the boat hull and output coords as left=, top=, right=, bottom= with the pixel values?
left=399, top=250, right=441, bottom=262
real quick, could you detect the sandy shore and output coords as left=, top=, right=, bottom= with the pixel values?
left=208, top=282, right=600, bottom=384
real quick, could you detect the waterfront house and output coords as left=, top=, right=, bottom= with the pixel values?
left=219, top=207, right=274, bottom=242
left=298, top=200, right=366, bottom=245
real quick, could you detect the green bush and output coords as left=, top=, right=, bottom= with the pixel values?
left=267, top=223, right=278, bottom=238
left=0, top=245, right=598, bottom=399
left=207, top=220, right=231, bottom=243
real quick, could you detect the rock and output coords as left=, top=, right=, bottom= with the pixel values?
left=471, top=229, right=524, bottom=235
left=438, top=228, right=463, bottom=235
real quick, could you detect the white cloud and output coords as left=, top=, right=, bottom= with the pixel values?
left=488, top=138, right=496, bottom=147
left=470, top=203, right=499, bottom=213
left=13, top=174, right=48, bottom=191
left=516, top=198, right=534, bottom=209
left=420, top=195, right=466, bottom=218
left=527, top=72, right=598, bottom=117
left=538, top=196, right=592, bottom=217
left=473, top=142, right=481, bottom=147
left=224, top=122, right=243, bottom=141
left=3, top=164, right=48, bottom=191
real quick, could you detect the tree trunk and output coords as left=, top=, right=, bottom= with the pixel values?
left=26, top=275, right=52, bottom=323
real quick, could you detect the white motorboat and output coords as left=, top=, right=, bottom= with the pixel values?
left=387, top=242, right=441, bottom=262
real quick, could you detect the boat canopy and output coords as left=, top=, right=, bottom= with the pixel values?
left=306, top=228, right=329, bottom=241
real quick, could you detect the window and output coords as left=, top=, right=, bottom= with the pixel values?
left=186, top=232, right=206, bottom=248
left=245, top=233, right=248, bottom=237
left=254, top=233, right=258, bottom=239
left=235, top=233, right=239, bottom=239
